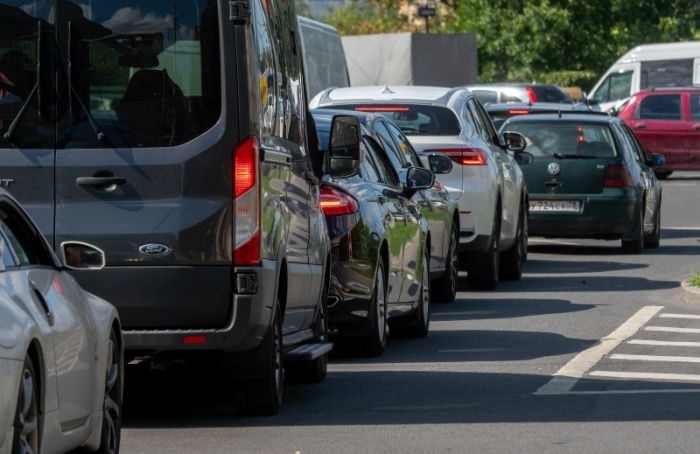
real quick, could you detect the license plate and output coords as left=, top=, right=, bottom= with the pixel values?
left=529, top=200, right=580, bottom=212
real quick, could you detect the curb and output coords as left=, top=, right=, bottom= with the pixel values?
left=680, top=280, right=700, bottom=305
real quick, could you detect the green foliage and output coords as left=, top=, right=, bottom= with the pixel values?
left=689, top=273, right=700, bottom=288
left=321, top=0, right=416, bottom=35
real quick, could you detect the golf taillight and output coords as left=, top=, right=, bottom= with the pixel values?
left=233, top=137, right=261, bottom=266
left=320, top=186, right=359, bottom=216
left=427, top=148, right=487, bottom=166
left=604, top=164, right=633, bottom=187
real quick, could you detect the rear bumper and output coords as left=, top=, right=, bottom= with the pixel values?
left=123, top=258, right=277, bottom=353
left=529, top=193, right=637, bottom=238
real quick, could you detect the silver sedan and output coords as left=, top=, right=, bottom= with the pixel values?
left=0, top=192, right=122, bottom=454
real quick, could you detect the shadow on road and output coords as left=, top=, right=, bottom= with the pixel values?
left=431, top=297, right=594, bottom=320
left=660, top=228, right=700, bottom=240
left=523, top=259, right=648, bottom=274
left=475, top=275, right=679, bottom=293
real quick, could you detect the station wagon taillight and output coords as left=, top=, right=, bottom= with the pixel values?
left=233, top=137, right=261, bottom=266
left=320, top=186, right=359, bottom=216
left=604, top=164, right=633, bottom=187
left=427, top=148, right=487, bottom=166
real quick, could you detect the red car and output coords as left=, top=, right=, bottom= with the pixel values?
left=617, top=87, right=700, bottom=179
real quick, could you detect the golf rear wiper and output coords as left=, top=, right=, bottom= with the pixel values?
left=553, top=153, right=598, bottom=160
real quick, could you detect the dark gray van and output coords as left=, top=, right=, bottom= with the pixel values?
left=0, top=0, right=331, bottom=415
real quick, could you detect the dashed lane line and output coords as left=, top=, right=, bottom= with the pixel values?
left=645, top=326, right=700, bottom=334
left=628, top=339, right=700, bottom=347
left=534, top=305, right=663, bottom=395
left=589, top=371, right=700, bottom=382
left=610, top=353, right=700, bottom=363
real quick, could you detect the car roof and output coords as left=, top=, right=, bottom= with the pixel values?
left=635, top=86, right=700, bottom=94
left=501, top=112, right=616, bottom=124
left=314, top=85, right=463, bottom=106
left=484, top=101, right=593, bottom=112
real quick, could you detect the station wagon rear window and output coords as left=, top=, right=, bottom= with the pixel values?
left=504, top=121, right=618, bottom=158
left=330, top=104, right=461, bottom=136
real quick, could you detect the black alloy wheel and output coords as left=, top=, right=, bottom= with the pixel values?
left=12, top=357, right=39, bottom=454
left=432, top=222, right=458, bottom=303
left=94, top=327, right=122, bottom=454
left=354, top=256, right=387, bottom=357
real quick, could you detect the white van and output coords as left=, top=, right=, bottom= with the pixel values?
left=588, top=41, right=700, bottom=111
left=297, top=16, right=350, bottom=99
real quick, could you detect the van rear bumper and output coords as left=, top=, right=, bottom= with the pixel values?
left=123, top=258, right=277, bottom=353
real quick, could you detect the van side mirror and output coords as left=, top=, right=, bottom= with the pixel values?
left=427, top=153, right=453, bottom=174
left=404, top=167, right=434, bottom=197
left=328, top=115, right=362, bottom=178
left=502, top=131, right=527, bottom=153
left=60, top=241, right=106, bottom=270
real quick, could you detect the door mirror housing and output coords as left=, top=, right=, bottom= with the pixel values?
left=404, top=167, right=434, bottom=197
left=502, top=131, right=527, bottom=153
left=328, top=115, right=362, bottom=178
left=60, top=241, right=106, bottom=270
left=514, top=151, right=535, bottom=166
left=650, top=153, right=665, bottom=167
left=426, top=153, right=453, bottom=174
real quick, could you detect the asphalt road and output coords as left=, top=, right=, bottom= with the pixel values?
left=121, top=171, right=700, bottom=454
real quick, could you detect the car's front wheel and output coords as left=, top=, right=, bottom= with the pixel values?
left=432, top=222, right=458, bottom=303
left=12, top=357, right=39, bottom=454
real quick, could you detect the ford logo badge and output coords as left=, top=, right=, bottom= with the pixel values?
left=138, top=243, right=171, bottom=257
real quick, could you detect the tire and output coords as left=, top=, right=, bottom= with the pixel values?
left=392, top=247, right=431, bottom=338
left=353, top=256, right=387, bottom=357
left=12, top=357, right=39, bottom=454
left=432, top=222, right=458, bottom=303
left=621, top=206, right=644, bottom=254
left=286, top=269, right=329, bottom=384
left=234, top=304, right=284, bottom=416
left=644, top=203, right=661, bottom=249
left=499, top=203, right=525, bottom=281
left=467, top=208, right=500, bottom=290
left=93, top=327, right=122, bottom=454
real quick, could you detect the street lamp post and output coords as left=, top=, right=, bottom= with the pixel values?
left=417, top=2, right=436, bottom=34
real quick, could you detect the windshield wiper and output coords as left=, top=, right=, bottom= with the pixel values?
left=553, top=153, right=599, bottom=160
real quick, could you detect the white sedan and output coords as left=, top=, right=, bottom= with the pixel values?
left=0, top=192, right=122, bottom=454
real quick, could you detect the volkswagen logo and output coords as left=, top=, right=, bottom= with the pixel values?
left=547, top=162, right=561, bottom=176
left=138, top=243, right=171, bottom=257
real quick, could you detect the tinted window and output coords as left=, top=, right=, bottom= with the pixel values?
left=619, top=123, right=648, bottom=163
left=330, top=104, right=461, bottom=136
left=638, top=94, right=681, bottom=121
left=0, top=203, right=53, bottom=267
left=504, top=121, right=617, bottom=158
left=531, top=85, right=572, bottom=103
left=386, top=122, right=422, bottom=167
left=593, top=71, right=632, bottom=103
left=467, top=98, right=497, bottom=144
left=374, top=121, right=407, bottom=170
left=641, top=59, right=693, bottom=89
left=359, top=137, right=381, bottom=183
left=691, top=94, right=700, bottom=121
left=365, top=137, right=399, bottom=188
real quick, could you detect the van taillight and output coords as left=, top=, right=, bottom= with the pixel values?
left=427, top=148, right=486, bottom=166
left=320, top=186, right=359, bottom=216
left=234, top=137, right=260, bottom=266
left=604, top=164, right=633, bottom=187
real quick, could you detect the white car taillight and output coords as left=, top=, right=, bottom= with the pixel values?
left=234, top=137, right=260, bottom=266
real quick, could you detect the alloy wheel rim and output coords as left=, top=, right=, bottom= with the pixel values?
left=18, top=366, right=39, bottom=454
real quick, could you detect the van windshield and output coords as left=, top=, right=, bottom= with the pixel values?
left=0, top=0, right=221, bottom=149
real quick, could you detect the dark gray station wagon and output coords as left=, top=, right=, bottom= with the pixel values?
left=0, top=0, right=331, bottom=415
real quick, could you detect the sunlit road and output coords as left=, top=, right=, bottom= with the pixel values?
left=121, top=172, right=700, bottom=454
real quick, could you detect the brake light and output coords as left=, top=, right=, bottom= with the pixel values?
left=320, top=186, right=359, bottom=216
left=604, top=164, right=633, bottom=187
left=508, top=110, right=530, bottom=115
left=233, top=137, right=261, bottom=266
left=427, top=148, right=487, bottom=166
left=354, top=106, right=410, bottom=112
left=183, top=335, right=207, bottom=345
left=526, top=86, right=538, bottom=103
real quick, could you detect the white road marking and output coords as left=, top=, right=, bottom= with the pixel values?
left=589, top=371, right=700, bottom=382
left=527, top=238, right=582, bottom=246
left=561, top=388, right=700, bottom=395
left=645, top=326, right=700, bottom=334
left=611, top=353, right=700, bottom=363
left=662, top=226, right=700, bottom=230
left=628, top=339, right=700, bottom=347
left=659, top=313, right=700, bottom=320
left=534, top=305, right=663, bottom=395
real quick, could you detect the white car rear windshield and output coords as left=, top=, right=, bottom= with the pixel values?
left=329, top=104, right=461, bottom=136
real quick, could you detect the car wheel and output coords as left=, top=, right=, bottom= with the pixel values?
left=354, top=256, right=387, bottom=357
left=499, top=203, right=525, bottom=281
left=644, top=203, right=661, bottom=249
left=12, top=357, right=39, bottom=454
left=393, top=246, right=431, bottom=338
left=432, top=222, right=458, bottom=303
left=286, top=269, right=329, bottom=384
left=93, top=327, right=122, bottom=454
left=622, top=206, right=644, bottom=254
left=234, top=303, right=284, bottom=415
left=467, top=208, right=500, bottom=290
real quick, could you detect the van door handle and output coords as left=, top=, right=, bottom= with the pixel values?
left=694, top=124, right=700, bottom=131
left=76, top=176, right=126, bottom=188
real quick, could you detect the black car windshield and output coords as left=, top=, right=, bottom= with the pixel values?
left=327, top=104, right=461, bottom=136
left=504, top=121, right=618, bottom=158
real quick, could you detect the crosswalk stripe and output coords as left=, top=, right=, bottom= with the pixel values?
left=589, top=371, right=700, bottom=382
left=645, top=326, right=700, bottom=334
left=628, top=339, right=700, bottom=347
left=659, top=313, right=700, bottom=320
left=611, top=354, right=700, bottom=363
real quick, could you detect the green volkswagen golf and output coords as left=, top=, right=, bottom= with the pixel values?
left=500, top=113, right=665, bottom=253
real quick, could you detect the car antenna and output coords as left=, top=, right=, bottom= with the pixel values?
left=558, top=108, right=562, bottom=119
left=380, top=83, right=394, bottom=95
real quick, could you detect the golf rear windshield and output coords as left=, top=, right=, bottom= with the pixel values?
left=504, top=121, right=618, bottom=158
left=330, top=104, right=461, bottom=136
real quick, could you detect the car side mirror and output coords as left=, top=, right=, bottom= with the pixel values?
left=404, top=166, right=434, bottom=197
left=60, top=241, right=106, bottom=270
left=514, top=151, right=535, bottom=165
left=502, top=131, right=527, bottom=153
left=427, top=153, right=453, bottom=174
left=650, top=153, right=665, bottom=167
left=328, top=115, right=362, bottom=178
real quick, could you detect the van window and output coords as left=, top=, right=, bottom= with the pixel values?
left=298, top=17, right=349, bottom=99
left=592, top=71, right=632, bottom=103
left=638, top=94, right=681, bottom=121
left=641, top=59, right=693, bottom=90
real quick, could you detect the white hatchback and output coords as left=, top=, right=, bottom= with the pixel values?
left=310, top=86, right=532, bottom=289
